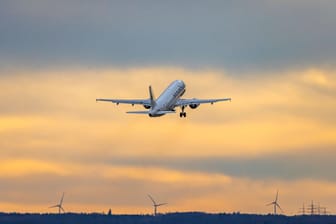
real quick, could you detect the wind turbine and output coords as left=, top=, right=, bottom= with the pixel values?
left=148, top=194, right=167, bottom=216
left=266, top=190, right=283, bottom=215
left=49, top=192, right=65, bottom=214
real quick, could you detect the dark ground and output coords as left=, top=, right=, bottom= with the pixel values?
left=0, top=212, right=336, bottom=224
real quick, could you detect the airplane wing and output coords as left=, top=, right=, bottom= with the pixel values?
left=175, top=98, right=231, bottom=107
left=96, top=98, right=151, bottom=106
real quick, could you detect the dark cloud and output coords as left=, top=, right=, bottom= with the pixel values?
left=0, top=0, right=336, bottom=70
left=95, top=147, right=336, bottom=181
left=7, top=146, right=336, bottom=183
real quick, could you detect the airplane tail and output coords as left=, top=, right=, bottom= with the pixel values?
left=149, top=85, right=156, bottom=108
left=126, top=86, right=159, bottom=115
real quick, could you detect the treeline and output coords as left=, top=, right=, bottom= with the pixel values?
left=0, top=212, right=335, bottom=224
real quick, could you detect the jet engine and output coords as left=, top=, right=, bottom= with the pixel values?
left=189, top=103, right=200, bottom=109
left=144, top=105, right=151, bottom=109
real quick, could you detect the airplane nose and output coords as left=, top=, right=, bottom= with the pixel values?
left=177, top=80, right=185, bottom=87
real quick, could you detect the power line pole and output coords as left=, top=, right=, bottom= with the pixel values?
left=306, top=201, right=317, bottom=215
left=298, top=203, right=305, bottom=215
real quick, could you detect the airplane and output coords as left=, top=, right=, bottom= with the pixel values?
left=96, top=80, right=231, bottom=118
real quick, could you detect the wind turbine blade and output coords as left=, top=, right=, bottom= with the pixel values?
left=148, top=194, right=156, bottom=205
left=49, top=205, right=59, bottom=208
left=60, top=192, right=65, bottom=205
left=157, top=203, right=167, bottom=206
left=276, top=203, right=283, bottom=212
left=275, top=190, right=279, bottom=202
left=266, top=202, right=274, bottom=206
left=60, top=206, right=65, bottom=213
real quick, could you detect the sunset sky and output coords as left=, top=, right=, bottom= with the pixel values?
left=1, top=0, right=336, bottom=215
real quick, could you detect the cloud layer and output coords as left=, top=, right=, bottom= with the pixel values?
left=0, top=67, right=335, bottom=214
left=1, top=1, right=336, bottom=69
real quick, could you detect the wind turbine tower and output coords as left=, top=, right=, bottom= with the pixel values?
left=266, top=190, right=283, bottom=215
left=148, top=194, right=167, bottom=216
left=49, top=192, right=65, bottom=214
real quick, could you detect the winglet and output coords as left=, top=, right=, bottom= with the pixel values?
left=149, top=85, right=156, bottom=108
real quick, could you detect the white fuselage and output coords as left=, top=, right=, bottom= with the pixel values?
left=149, top=80, right=186, bottom=117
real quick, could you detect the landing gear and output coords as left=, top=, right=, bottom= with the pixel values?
left=179, top=106, right=187, bottom=118
left=179, top=112, right=186, bottom=118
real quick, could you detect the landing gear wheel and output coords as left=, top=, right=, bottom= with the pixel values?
left=180, top=112, right=187, bottom=118
left=180, top=106, right=187, bottom=118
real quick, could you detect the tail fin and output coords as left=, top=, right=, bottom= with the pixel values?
left=149, top=85, right=156, bottom=108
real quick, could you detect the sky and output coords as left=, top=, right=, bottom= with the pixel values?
left=0, top=0, right=336, bottom=215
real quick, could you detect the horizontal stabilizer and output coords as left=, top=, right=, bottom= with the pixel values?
left=156, top=111, right=176, bottom=114
left=126, top=110, right=176, bottom=115
left=126, top=111, right=150, bottom=114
